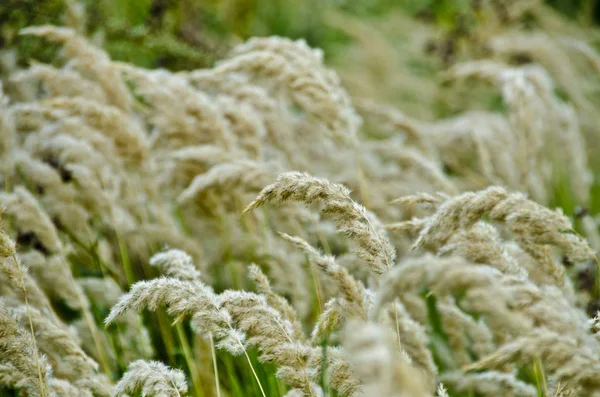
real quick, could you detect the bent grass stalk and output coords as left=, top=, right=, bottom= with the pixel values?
left=239, top=339, right=267, bottom=397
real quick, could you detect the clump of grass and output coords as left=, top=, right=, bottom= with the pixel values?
left=2, top=2, right=600, bottom=397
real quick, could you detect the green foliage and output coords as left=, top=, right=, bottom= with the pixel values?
left=0, top=0, right=65, bottom=68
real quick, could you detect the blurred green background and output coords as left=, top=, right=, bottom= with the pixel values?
left=1, top=0, right=598, bottom=71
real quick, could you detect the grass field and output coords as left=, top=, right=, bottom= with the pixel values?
left=2, top=1, right=600, bottom=396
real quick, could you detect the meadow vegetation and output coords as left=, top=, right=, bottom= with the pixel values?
left=2, top=1, right=600, bottom=396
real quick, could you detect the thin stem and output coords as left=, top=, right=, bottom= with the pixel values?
left=68, top=265, right=112, bottom=375
left=320, top=342, right=329, bottom=397
left=532, top=356, right=547, bottom=396
left=116, top=230, right=135, bottom=286
left=157, top=310, right=177, bottom=364
left=24, top=294, right=46, bottom=397
left=369, top=206, right=402, bottom=354
left=12, top=255, right=46, bottom=397
left=536, top=357, right=548, bottom=396
left=175, top=322, right=204, bottom=397
left=309, top=261, right=323, bottom=316
left=220, top=310, right=267, bottom=397
left=209, top=332, right=221, bottom=397
left=60, top=225, right=122, bottom=283
left=170, top=379, right=183, bottom=397
left=393, top=301, right=402, bottom=353
left=313, top=229, right=330, bottom=314
left=239, top=341, right=267, bottom=397
left=82, top=304, right=112, bottom=375
left=291, top=218, right=323, bottom=314
left=274, top=317, right=315, bottom=397
left=356, top=153, right=371, bottom=208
